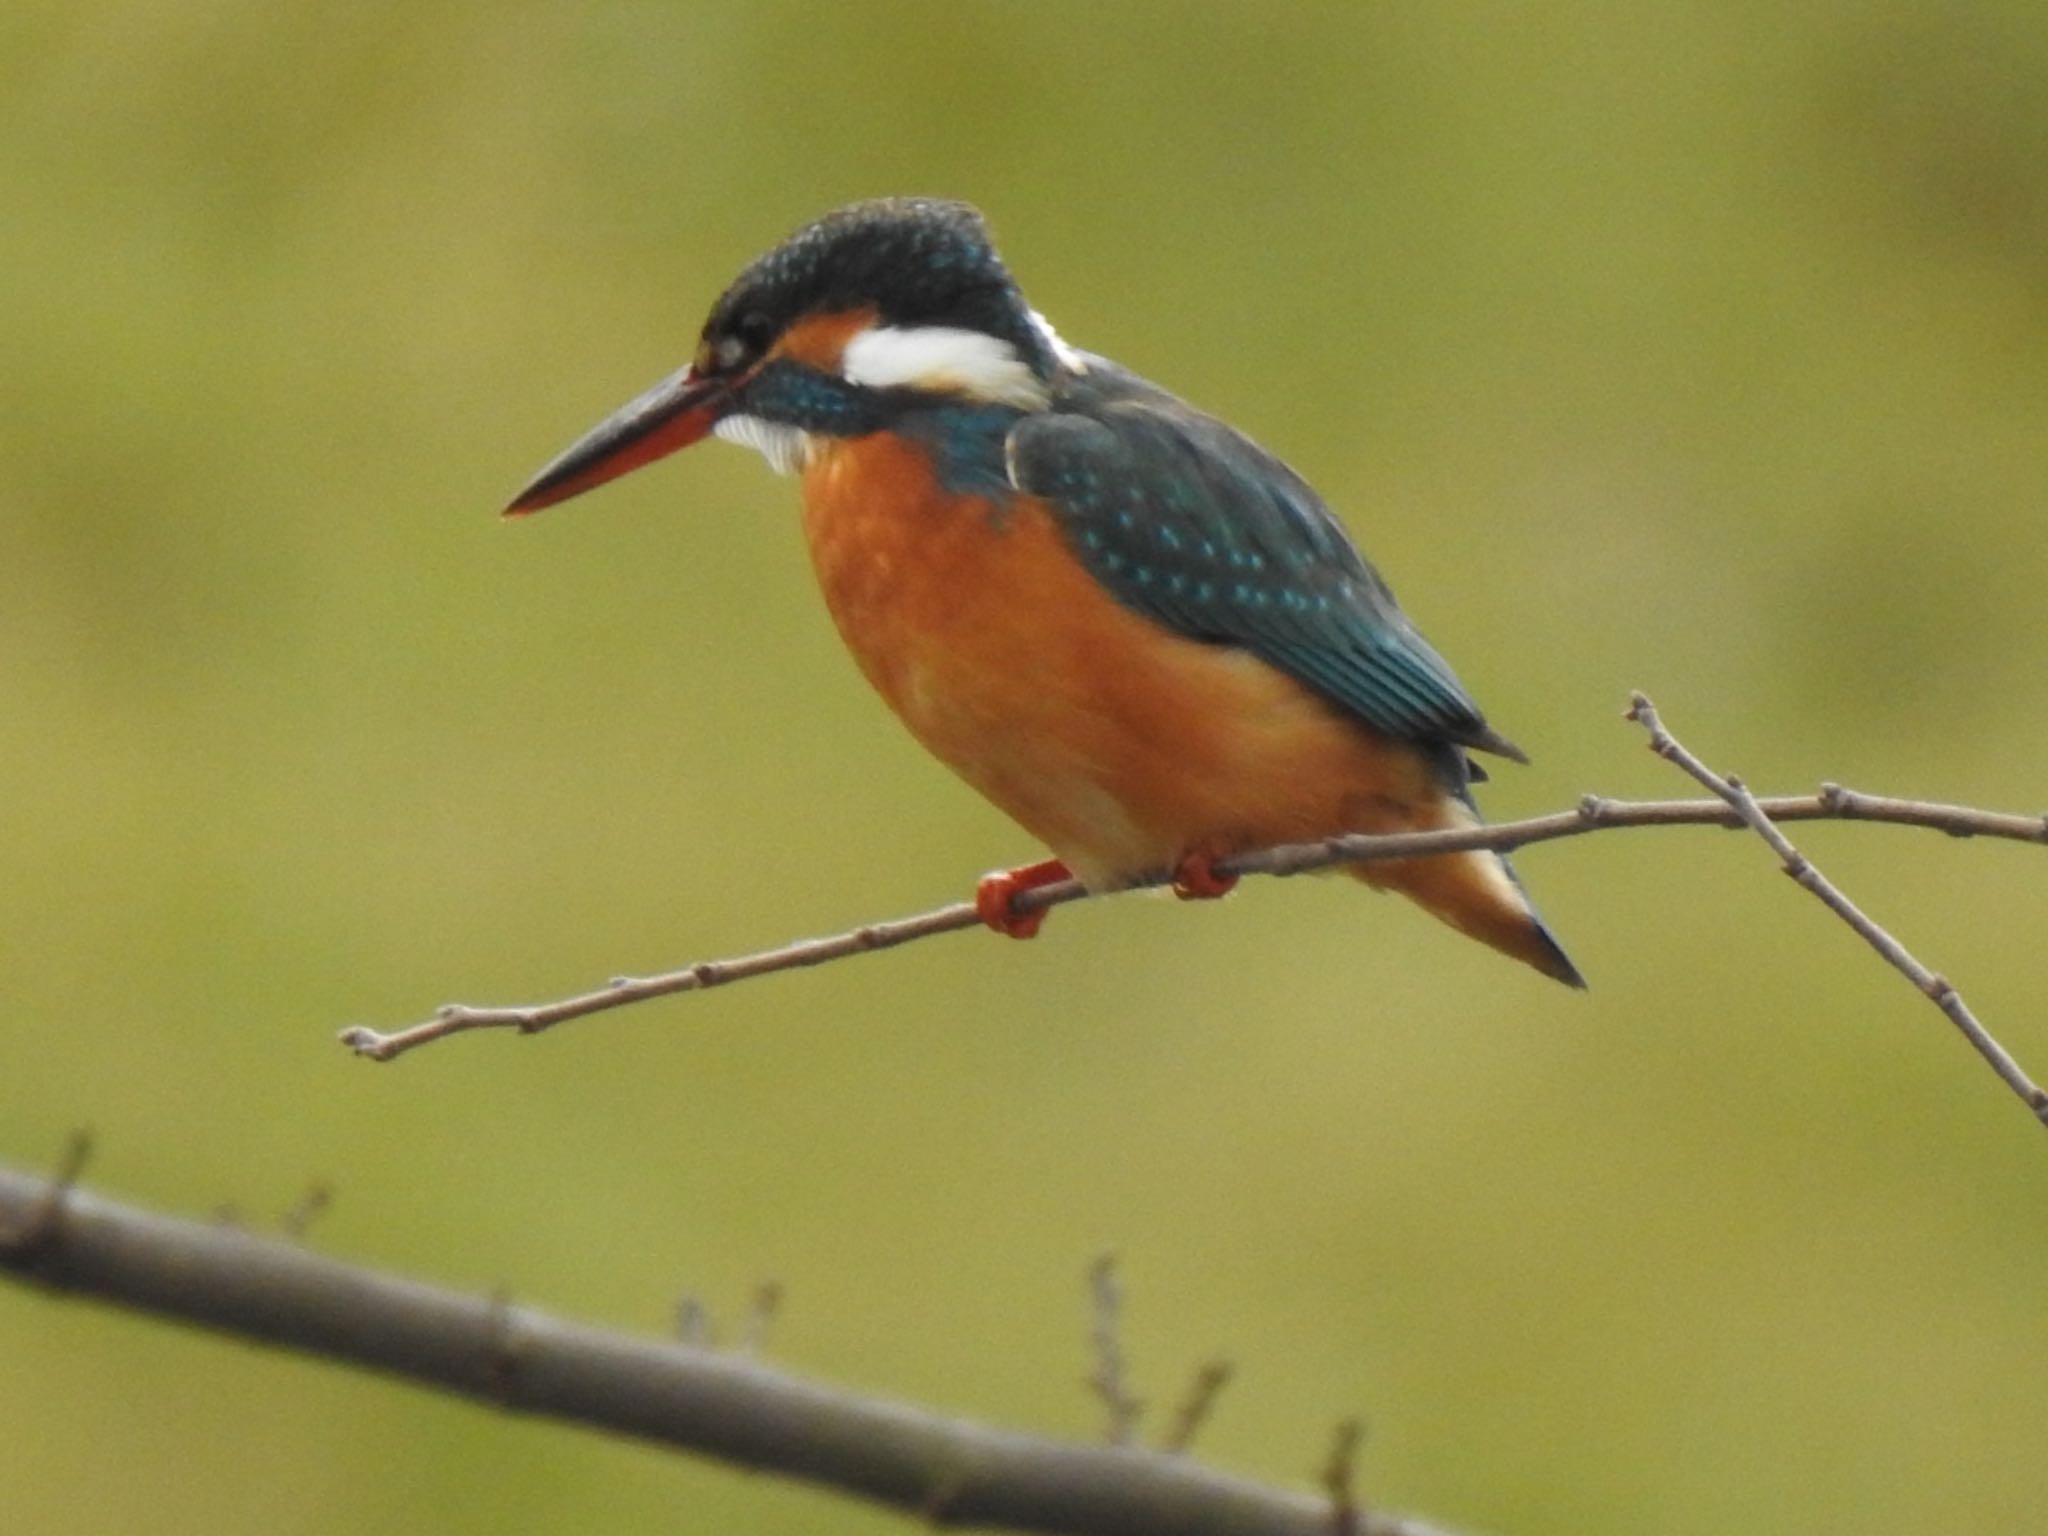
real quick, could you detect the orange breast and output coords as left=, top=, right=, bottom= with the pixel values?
left=798, top=432, right=1470, bottom=888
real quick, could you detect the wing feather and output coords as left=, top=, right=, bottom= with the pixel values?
left=1006, top=374, right=1525, bottom=764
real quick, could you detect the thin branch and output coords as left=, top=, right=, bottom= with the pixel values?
left=339, top=896, right=1023, bottom=1060
left=1322, top=1419, right=1367, bottom=1536
left=338, top=772, right=2048, bottom=1063
left=740, top=1279, right=783, bottom=1356
left=1624, top=694, right=2048, bottom=1129
left=1086, top=1253, right=1143, bottom=1445
left=278, top=1181, right=333, bottom=1241
left=0, top=1164, right=1461, bottom=1536
left=675, top=1292, right=713, bottom=1347
left=1160, top=1360, right=1235, bottom=1455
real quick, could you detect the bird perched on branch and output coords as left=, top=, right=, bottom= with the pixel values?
left=507, top=198, right=1582, bottom=985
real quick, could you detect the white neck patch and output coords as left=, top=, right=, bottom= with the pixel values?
left=840, top=324, right=1051, bottom=409
left=1029, top=309, right=1088, bottom=374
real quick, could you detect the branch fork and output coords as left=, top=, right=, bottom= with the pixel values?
left=1626, top=693, right=2048, bottom=1124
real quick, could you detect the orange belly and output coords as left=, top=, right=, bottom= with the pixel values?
left=801, top=432, right=1565, bottom=977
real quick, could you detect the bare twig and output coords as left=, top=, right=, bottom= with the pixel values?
left=676, top=1292, right=714, bottom=1347
left=338, top=896, right=1059, bottom=1060
left=278, top=1182, right=332, bottom=1241
left=1626, top=693, right=2048, bottom=1130
left=1087, top=1253, right=1144, bottom=1445
left=1322, top=1419, right=1366, bottom=1536
left=0, top=1165, right=1460, bottom=1536
left=339, top=765, right=2048, bottom=1063
left=741, top=1280, right=783, bottom=1356
left=0, top=1130, right=92, bottom=1258
left=1160, top=1360, right=1234, bottom=1455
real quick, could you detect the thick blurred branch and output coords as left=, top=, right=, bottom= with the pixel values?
left=341, top=696, right=2048, bottom=1129
left=0, top=1163, right=1455, bottom=1536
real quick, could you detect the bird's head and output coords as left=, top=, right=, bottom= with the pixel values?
left=507, top=198, right=1068, bottom=514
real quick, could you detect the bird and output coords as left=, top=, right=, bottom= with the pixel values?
left=506, top=198, right=1583, bottom=986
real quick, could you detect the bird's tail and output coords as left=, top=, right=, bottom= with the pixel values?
left=1349, top=832, right=1585, bottom=989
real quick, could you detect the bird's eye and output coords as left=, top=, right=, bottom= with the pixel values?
left=712, top=312, right=775, bottom=374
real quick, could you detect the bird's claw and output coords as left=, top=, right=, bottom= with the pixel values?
left=975, top=858, right=1072, bottom=940
left=1171, top=850, right=1239, bottom=902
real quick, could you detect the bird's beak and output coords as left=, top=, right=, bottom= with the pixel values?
left=504, top=365, right=731, bottom=515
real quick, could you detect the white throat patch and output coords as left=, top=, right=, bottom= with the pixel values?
left=712, top=412, right=811, bottom=476
left=840, top=325, right=1051, bottom=409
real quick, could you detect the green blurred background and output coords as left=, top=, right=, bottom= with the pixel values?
left=6, top=4, right=2047, bottom=1533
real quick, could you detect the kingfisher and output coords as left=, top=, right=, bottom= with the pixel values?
left=506, top=198, right=1582, bottom=986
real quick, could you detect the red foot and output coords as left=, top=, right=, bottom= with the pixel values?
left=975, top=858, right=1073, bottom=940
left=1171, top=850, right=1240, bottom=902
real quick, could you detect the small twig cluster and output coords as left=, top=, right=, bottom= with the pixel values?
left=1082, top=1255, right=1245, bottom=1463
left=672, top=1280, right=782, bottom=1352
left=1087, top=1253, right=1144, bottom=1444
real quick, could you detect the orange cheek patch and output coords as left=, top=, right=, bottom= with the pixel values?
left=768, top=307, right=879, bottom=373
